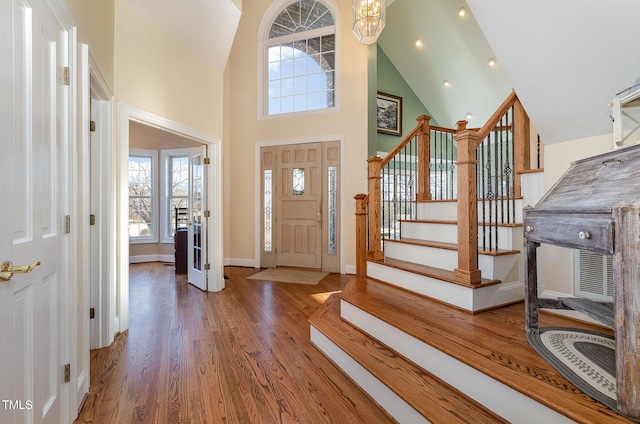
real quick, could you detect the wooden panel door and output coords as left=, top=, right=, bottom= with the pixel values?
left=0, top=0, right=71, bottom=422
left=276, top=144, right=322, bottom=269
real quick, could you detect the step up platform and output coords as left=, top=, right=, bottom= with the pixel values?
left=367, top=258, right=521, bottom=312
left=310, top=279, right=631, bottom=423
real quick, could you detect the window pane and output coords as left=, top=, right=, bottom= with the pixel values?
left=264, top=170, right=273, bottom=252
left=265, top=1, right=336, bottom=116
left=327, top=165, right=337, bottom=255
left=129, top=197, right=152, bottom=237
left=129, top=156, right=152, bottom=196
left=293, top=168, right=304, bottom=195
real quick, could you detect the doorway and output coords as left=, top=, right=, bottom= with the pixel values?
left=127, top=122, right=207, bottom=291
left=260, top=141, right=340, bottom=272
left=115, top=104, right=224, bottom=334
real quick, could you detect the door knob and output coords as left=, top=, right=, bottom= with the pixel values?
left=0, top=260, right=41, bottom=281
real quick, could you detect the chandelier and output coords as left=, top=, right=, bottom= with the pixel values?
left=352, top=0, right=386, bottom=45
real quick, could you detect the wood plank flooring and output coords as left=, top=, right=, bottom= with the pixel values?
left=74, top=264, right=394, bottom=424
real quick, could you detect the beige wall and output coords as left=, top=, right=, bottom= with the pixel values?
left=65, top=0, right=115, bottom=88
left=225, top=0, right=369, bottom=269
left=539, top=133, right=612, bottom=295
left=114, top=0, right=223, bottom=137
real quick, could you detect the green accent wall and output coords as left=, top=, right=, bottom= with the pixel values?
left=375, top=45, right=436, bottom=155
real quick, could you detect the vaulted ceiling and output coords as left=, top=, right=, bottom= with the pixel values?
left=121, top=0, right=640, bottom=146
left=378, top=0, right=512, bottom=129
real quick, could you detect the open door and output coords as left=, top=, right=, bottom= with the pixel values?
left=187, top=146, right=207, bottom=290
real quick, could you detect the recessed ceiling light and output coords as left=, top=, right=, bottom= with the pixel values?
left=488, top=57, right=497, bottom=67
left=415, top=39, right=423, bottom=47
left=443, top=80, right=451, bottom=87
left=458, top=7, right=466, bottom=17
left=466, top=113, right=473, bottom=120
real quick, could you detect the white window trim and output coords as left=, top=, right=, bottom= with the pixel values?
left=160, top=148, right=194, bottom=244
left=129, top=148, right=158, bottom=244
left=257, top=0, right=342, bottom=120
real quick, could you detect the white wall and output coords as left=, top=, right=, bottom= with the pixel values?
left=539, top=133, right=612, bottom=295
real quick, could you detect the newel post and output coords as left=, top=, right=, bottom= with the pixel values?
left=513, top=98, right=531, bottom=197
left=416, top=115, right=432, bottom=202
left=354, top=193, right=368, bottom=280
left=367, top=156, right=384, bottom=260
left=453, top=128, right=482, bottom=286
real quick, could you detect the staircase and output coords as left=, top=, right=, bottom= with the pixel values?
left=309, top=92, right=635, bottom=422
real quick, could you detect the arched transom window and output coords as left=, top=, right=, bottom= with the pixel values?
left=265, top=0, right=336, bottom=115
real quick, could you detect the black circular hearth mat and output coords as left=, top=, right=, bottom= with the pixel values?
left=527, top=327, right=639, bottom=421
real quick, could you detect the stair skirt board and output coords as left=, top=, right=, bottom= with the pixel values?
left=367, top=262, right=524, bottom=312
left=309, top=326, right=430, bottom=424
left=339, top=301, right=574, bottom=424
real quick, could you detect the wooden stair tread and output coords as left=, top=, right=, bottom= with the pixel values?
left=309, top=295, right=507, bottom=424
left=339, top=279, right=631, bottom=423
left=385, top=237, right=520, bottom=256
left=370, top=257, right=501, bottom=288
left=558, top=297, right=615, bottom=328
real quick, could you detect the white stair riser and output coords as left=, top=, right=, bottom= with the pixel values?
left=384, top=241, right=520, bottom=280
left=384, top=241, right=458, bottom=271
left=417, top=202, right=457, bottom=221
left=309, top=327, right=429, bottom=424
left=521, top=171, right=545, bottom=204
left=339, top=301, right=574, bottom=424
left=368, top=261, right=524, bottom=312
left=401, top=222, right=523, bottom=250
left=417, top=199, right=525, bottom=222
left=368, top=261, right=474, bottom=310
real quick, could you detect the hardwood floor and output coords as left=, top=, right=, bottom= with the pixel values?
left=75, top=264, right=395, bottom=424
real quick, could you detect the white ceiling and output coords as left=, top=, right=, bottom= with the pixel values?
left=121, top=0, right=241, bottom=71
left=122, top=0, right=640, bottom=145
left=467, top=0, right=640, bottom=144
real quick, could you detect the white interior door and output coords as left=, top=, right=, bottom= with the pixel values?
left=187, top=146, right=207, bottom=290
left=0, top=0, right=70, bottom=422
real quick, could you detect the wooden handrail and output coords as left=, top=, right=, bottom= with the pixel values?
left=356, top=90, right=531, bottom=286
left=475, top=90, right=518, bottom=143
left=380, top=123, right=423, bottom=168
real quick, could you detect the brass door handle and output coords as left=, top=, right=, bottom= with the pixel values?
left=0, top=260, right=41, bottom=281
left=316, top=212, right=321, bottom=223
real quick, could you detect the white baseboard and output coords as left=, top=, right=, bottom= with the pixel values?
left=129, top=254, right=174, bottom=264
left=224, top=258, right=259, bottom=268
left=344, top=264, right=356, bottom=275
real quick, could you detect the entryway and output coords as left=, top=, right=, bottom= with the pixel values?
left=260, top=141, right=340, bottom=272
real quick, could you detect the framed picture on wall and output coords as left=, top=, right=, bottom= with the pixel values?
left=376, top=92, right=402, bottom=136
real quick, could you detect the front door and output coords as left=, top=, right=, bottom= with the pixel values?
left=276, top=143, right=322, bottom=269
left=187, top=146, right=207, bottom=290
left=0, top=0, right=71, bottom=422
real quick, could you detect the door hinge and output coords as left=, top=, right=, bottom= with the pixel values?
left=204, top=263, right=210, bottom=271
left=63, top=67, right=70, bottom=86
left=204, top=157, right=211, bottom=165
left=90, top=214, right=96, bottom=226
left=90, top=308, right=95, bottom=319
left=64, top=364, right=70, bottom=383
left=89, top=120, right=96, bottom=132
left=64, top=215, right=71, bottom=234
left=203, top=210, right=210, bottom=218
